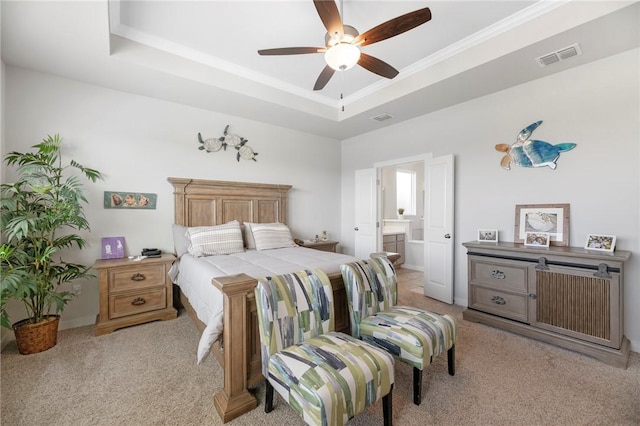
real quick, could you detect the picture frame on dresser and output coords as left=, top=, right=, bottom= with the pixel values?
left=477, top=229, right=498, bottom=242
left=101, top=236, right=125, bottom=259
left=585, top=234, right=616, bottom=252
left=524, top=231, right=550, bottom=247
left=514, top=203, right=569, bottom=246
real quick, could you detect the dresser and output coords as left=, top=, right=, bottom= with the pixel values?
left=93, top=254, right=177, bottom=336
left=383, top=232, right=405, bottom=265
left=462, top=241, right=631, bottom=368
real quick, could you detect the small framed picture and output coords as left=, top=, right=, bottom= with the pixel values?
left=584, top=234, right=616, bottom=252
left=478, top=229, right=498, bottom=242
left=101, top=237, right=126, bottom=259
left=524, top=232, right=550, bottom=247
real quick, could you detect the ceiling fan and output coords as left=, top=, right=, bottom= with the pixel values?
left=258, top=0, right=432, bottom=91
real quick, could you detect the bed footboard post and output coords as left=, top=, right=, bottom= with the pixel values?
left=211, top=274, right=259, bottom=422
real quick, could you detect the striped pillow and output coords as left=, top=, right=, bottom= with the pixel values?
left=186, top=221, right=245, bottom=257
left=249, top=222, right=297, bottom=251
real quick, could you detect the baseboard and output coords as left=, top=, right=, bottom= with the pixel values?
left=400, top=264, right=423, bottom=271
left=1, top=332, right=14, bottom=351
left=59, top=315, right=96, bottom=331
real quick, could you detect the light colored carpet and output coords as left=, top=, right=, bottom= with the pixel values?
left=2, top=269, right=639, bottom=425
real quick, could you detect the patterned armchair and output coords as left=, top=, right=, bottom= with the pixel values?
left=340, top=256, right=457, bottom=406
left=254, top=269, right=395, bottom=426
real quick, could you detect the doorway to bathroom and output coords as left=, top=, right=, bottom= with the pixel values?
left=355, top=154, right=455, bottom=303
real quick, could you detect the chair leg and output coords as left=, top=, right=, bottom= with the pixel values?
left=383, top=384, right=393, bottom=426
left=448, top=344, right=456, bottom=376
left=412, top=367, right=423, bottom=405
left=265, top=380, right=274, bottom=413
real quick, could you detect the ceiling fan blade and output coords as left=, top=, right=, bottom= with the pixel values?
left=313, top=65, right=335, bottom=91
left=313, top=0, right=343, bottom=40
left=354, top=7, right=431, bottom=47
left=358, top=53, right=399, bottom=79
left=258, top=47, right=325, bottom=55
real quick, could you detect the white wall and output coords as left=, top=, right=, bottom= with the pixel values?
left=2, top=67, right=342, bottom=344
left=341, top=49, right=640, bottom=351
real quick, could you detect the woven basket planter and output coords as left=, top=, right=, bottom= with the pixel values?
left=12, top=315, right=60, bottom=355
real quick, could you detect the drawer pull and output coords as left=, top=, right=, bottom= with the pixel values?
left=491, top=295, right=506, bottom=305
left=491, top=270, right=505, bottom=279
left=131, top=273, right=146, bottom=281
left=529, top=293, right=537, bottom=299
left=131, top=297, right=146, bottom=306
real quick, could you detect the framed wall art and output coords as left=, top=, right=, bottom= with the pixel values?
left=524, top=231, right=550, bottom=247
left=584, top=234, right=616, bottom=252
left=478, top=229, right=498, bottom=242
left=515, top=203, right=569, bottom=246
left=101, top=237, right=125, bottom=259
left=104, top=191, right=157, bottom=209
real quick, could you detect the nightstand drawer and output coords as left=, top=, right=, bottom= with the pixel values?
left=109, top=264, right=166, bottom=293
left=469, top=258, right=528, bottom=292
left=470, top=285, right=528, bottom=323
left=109, top=288, right=167, bottom=319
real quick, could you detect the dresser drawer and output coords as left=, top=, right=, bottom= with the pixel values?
left=109, top=264, right=166, bottom=293
left=470, top=285, right=528, bottom=323
left=469, top=257, right=528, bottom=292
left=109, top=288, right=167, bottom=319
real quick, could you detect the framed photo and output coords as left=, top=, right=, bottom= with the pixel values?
left=584, top=234, right=616, bottom=252
left=478, top=229, right=498, bottom=242
left=101, top=237, right=125, bottom=259
left=524, top=232, right=550, bottom=247
left=515, top=203, right=569, bottom=246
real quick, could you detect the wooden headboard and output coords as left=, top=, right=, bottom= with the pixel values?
left=168, top=177, right=292, bottom=227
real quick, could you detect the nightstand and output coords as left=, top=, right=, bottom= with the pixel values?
left=93, top=254, right=177, bottom=336
left=300, top=240, right=339, bottom=252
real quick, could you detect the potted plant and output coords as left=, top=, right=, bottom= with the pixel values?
left=0, top=134, right=102, bottom=354
left=397, top=207, right=405, bottom=219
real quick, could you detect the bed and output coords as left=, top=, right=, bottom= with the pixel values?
left=168, top=177, right=354, bottom=423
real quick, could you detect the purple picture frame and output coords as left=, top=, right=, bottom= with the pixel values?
left=101, top=237, right=125, bottom=259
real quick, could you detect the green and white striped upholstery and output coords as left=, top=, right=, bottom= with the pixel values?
left=341, top=256, right=457, bottom=405
left=255, top=269, right=395, bottom=426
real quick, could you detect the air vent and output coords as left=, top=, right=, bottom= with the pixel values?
left=536, top=43, right=582, bottom=67
left=371, top=113, right=393, bottom=122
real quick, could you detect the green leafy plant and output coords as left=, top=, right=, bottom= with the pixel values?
left=397, top=207, right=405, bottom=215
left=0, top=134, right=102, bottom=329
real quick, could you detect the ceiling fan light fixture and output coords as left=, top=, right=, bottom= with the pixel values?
left=324, top=43, right=361, bottom=71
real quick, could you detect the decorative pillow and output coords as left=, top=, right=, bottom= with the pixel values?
left=186, top=221, right=245, bottom=257
left=249, top=222, right=297, bottom=251
left=172, top=224, right=190, bottom=258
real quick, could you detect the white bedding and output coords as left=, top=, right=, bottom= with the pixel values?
left=170, top=246, right=358, bottom=363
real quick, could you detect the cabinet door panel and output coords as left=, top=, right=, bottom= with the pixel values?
left=530, top=266, right=621, bottom=348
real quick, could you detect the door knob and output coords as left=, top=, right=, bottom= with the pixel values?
left=354, top=227, right=359, bottom=231
left=444, top=234, right=451, bottom=239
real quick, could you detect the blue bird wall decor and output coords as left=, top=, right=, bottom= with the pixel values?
left=495, top=121, right=576, bottom=170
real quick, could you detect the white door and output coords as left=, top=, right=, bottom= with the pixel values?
left=424, top=154, right=455, bottom=304
left=354, top=168, right=378, bottom=259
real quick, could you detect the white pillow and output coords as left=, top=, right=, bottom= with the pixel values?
left=172, top=224, right=190, bottom=258
left=186, top=221, right=245, bottom=257
left=249, top=222, right=297, bottom=251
